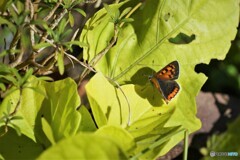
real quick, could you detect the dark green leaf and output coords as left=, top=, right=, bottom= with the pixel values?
left=119, top=18, right=134, bottom=23
left=21, top=68, right=34, bottom=85
left=119, top=7, right=132, bottom=19
left=0, top=83, right=6, bottom=91
left=33, top=42, right=53, bottom=50
left=68, top=12, right=74, bottom=27
left=74, top=8, right=86, bottom=17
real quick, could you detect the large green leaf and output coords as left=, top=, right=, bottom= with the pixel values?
left=82, top=0, right=239, bottom=158
left=37, top=133, right=127, bottom=160
left=40, top=77, right=81, bottom=142
left=81, top=0, right=238, bottom=81
left=0, top=77, right=81, bottom=146
left=86, top=73, right=202, bottom=158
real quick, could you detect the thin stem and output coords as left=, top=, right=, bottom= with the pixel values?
left=183, top=129, right=189, bottom=160
left=43, top=0, right=62, bottom=21
left=107, top=77, right=131, bottom=126
left=29, top=0, right=35, bottom=46
left=9, top=48, right=24, bottom=68
left=9, top=88, right=22, bottom=117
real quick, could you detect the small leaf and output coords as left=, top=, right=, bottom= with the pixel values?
left=0, top=75, right=18, bottom=86
left=41, top=117, right=56, bottom=145
left=119, top=7, right=132, bottom=19
left=0, top=16, right=16, bottom=33
left=10, top=116, right=23, bottom=121
left=68, top=12, right=74, bottom=27
left=21, top=28, right=31, bottom=52
left=119, top=18, right=134, bottom=23
left=10, top=68, right=22, bottom=86
left=33, top=42, right=53, bottom=50
left=9, top=122, right=22, bottom=136
left=36, top=76, right=54, bottom=81
left=60, top=28, right=72, bottom=40
left=42, top=23, right=55, bottom=40
left=58, top=18, right=67, bottom=36
left=21, top=68, right=33, bottom=85
left=74, top=8, right=86, bottom=17
left=103, top=3, right=120, bottom=23
left=0, top=50, right=9, bottom=58
left=0, top=83, right=6, bottom=91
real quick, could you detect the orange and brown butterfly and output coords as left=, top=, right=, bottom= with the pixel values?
left=149, top=61, right=180, bottom=104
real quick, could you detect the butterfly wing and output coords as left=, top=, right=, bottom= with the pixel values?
left=157, top=79, right=180, bottom=103
left=155, top=61, right=179, bottom=80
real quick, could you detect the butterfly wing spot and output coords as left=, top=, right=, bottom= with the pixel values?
left=156, top=61, right=179, bottom=80
left=167, top=86, right=180, bottom=101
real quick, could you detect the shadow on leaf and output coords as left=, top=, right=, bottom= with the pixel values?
left=131, top=67, right=164, bottom=106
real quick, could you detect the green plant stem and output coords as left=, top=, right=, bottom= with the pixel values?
left=106, top=77, right=131, bottom=126
left=183, top=129, right=189, bottom=160
left=9, top=88, right=23, bottom=117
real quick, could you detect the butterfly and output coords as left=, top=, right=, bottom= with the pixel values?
left=149, top=61, right=180, bottom=104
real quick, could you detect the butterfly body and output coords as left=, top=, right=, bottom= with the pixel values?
left=149, top=61, right=180, bottom=104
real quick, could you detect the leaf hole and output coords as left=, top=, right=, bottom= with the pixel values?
left=169, top=32, right=196, bottom=44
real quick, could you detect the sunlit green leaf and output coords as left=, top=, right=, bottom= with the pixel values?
left=0, top=83, right=6, bottom=91
left=0, top=16, right=16, bottom=33
left=95, top=125, right=136, bottom=152
left=41, top=117, right=56, bottom=145
left=68, top=12, right=74, bottom=27
left=82, top=1, right=239, bottom=158
left=77, top=105, right=97, bottom=132
left=74, top=8, right=86, bottom=17
left=0, top=76, right=81, bottom=143
left=37, top=133, right=127, bottom=160
left=119, top=7, right=132, bottom=19
left=33, top=42, right=53, bottom=50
